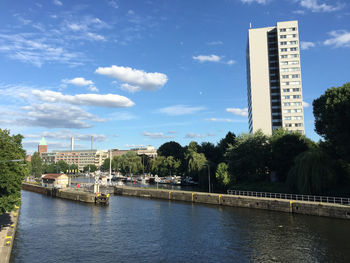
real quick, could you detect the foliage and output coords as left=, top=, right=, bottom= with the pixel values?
left=226, top=131, right=271, bottom=183
left=0, top=129, right=28, bottom=214
left=185, top=142, right=207, bottom=185
left=217, top=131, right=236, bottom=162
left=150, top=156, right=181, bottom=177
left=157, top=141, right=184, bottom=161
left=313, top=82, right=350, bottom=162
left=83, top=164, right=97, bottom=172
left=121, top=151, right=142, bottom=175
left=31, top=152, right=42, bottom=177
left=287, top=148, right=336, bottom=195
left=215, top=162, right=231, bottom=191
left=56, top=160, right=69, bottom=173
left=270, top=129, right=314, bottom=182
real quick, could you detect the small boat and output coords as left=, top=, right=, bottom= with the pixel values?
left=95, top=192, right=110, bottom=205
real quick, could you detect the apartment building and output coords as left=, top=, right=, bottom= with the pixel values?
left=246, top=20, right=304, bottom=135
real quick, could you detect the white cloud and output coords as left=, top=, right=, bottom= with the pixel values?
left=95, top=65, right=168, bottom=91
left=68, top=23, right=86, bottom=32
left=324, top=30, right=350, bottom=48
left=31, top=90, right=135, bottom=108
left=298, top=0, right=343, bottom=12
left=205, top=118, right=246, bottom=123
left=86, top=32, right=106, bottom=41
left=120, top=83, right=141, bottom=93
left=0, top=33, right=84, bottom=67
left=88, top=86, right=99, bottom=92
left=226, top=107, right=249, bottom=117
left=53, top=0, right=63, bottom=6
left=25, top=130, right=107, bottom=142
left=303, top=101, right=310, bottom=108
left=207, top=41, right=223, bottom=45
left=301, top=41, right=316, bottom=50
left=142, top=132, right=174, bottom=139
left=109, top=112, right=136, bottom=121
left=158, top=105, right=205, bottom=116
left=240, top=0, right=268, bottom=4
left=20, top=103, right=103, bottom=129
left=185, top=133, right=206, bottom=139
left=227, top=60, right=236, bottom=65
left=193, top=54, right=222, bottom=63
left=108, top=1, right=119, bottom=9
left=63, top=77, right=94, bottom=87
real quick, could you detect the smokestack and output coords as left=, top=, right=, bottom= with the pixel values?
left=71, top=137, right=74, bottom=151
left=91, top=136, right=94, bottom=150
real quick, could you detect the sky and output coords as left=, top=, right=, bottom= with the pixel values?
left=0, top=0, right=349, bottom=154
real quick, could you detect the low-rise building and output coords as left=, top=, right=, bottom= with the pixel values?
left=42, top=173, right=69, bottom=188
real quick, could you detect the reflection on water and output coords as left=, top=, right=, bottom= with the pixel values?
left=11, top=190, right=350, bottom=262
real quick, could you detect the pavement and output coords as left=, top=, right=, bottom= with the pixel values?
left=0, top=207, right=20, bottom=263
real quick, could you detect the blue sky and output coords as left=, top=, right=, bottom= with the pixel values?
left=0, top=0, right=349, bottom=153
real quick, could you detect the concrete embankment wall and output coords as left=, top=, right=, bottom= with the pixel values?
left=22, top=183, right=95, bottom=203
left=115, top=186, right=350, bottom=220
left=0, top=207, right=20, bottom=263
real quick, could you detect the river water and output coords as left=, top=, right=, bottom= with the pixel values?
left=11, top=190, right=350, bottom=262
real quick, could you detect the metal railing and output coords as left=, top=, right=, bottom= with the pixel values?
left=227, top=190, right=350, bottom=206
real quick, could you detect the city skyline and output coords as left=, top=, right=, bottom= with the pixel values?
left=1, top=0, right=349, bottom=153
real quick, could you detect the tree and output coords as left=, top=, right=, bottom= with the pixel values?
left=185, top=142, right=207, bottom=186
left=216, top=162, right=231, bottom=191
left=30, top=152, right=42, bottom=177
left=0, top=129, right=28, bottom=214
left=217, top=131, right=236, bottom=162
left=287, top=148, right=336, bottom=195
left=226, top=131, right=271, bottom=183
left=83, top=164, right=97, bottom=172
left=56, top=160, right=69, bottom=173
left=122, top=151, right=142, bottom=175
left=270, top=129, right=314, bottom=182
left=102, top=157, right=110, bottom=171
left=313, top=83, right=350, bottom=162
left=157, top=141, right=184, bottom=161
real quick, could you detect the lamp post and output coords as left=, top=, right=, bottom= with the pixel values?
left=203, top=164, right=211, bottom=193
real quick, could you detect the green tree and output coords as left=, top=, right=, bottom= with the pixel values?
left=287, top=148, right=336, bottom=195
left=217, top=131, right=236, bottom=162
left=70, top=164, right=78, bottom=173
left=226, top=131, right=271, bottom=183
left=313, top=83, right=350, bottom=162
left=56, top=160, right=69, bottom=173
left=157, top=141, right=184, bottom=161
left=215, top=162, right=231, bottom=191
left=0, top=129, right=28, bottom=214
left=83, top=164, right=97, bottom=172
left=185, top=142, right=207, bottom=186
left=30, top=152, right=42, bottom=177
left=102, top=157, right=110, bottom=171
left=270, top=129, right=314, bottom=182
left=122, top=151, right=142, bottom=175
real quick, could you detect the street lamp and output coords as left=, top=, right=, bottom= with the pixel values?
left=203, top=163, right=211, bottom=193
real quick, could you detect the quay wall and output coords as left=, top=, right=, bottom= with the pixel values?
left=21, top=183, right=95, bottom=203
left=115, top=186, right=350, bottom=220
left=0, top=207, right=20, bottom=263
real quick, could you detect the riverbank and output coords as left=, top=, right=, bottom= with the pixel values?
left=0, top=206, right=20, bottom=263
left=115, top=186, right=350, bottom=220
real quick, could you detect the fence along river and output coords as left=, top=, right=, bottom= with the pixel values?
left=10, top=190, right=350, bottom=262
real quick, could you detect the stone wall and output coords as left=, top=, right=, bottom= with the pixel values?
left=114, top=186, right=350, bottom=220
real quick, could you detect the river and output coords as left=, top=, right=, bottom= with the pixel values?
left=11, top=190, right=350, bottom=262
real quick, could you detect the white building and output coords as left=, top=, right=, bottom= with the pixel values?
left=246, top=20, right=305, bottom=135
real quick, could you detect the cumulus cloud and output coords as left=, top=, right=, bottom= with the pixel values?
left=53, top=0, right=63, bottom=6
left=193, top=54, right=222, bottom=63
left=120, top=83, right=141, bottom=93
left=95, top=65, right=168, bottom=91
left=185, top=133, right=206, bottom=139
left=31, top=90, right=134, bottom=108
left=63, top=77, right=94, bottom=87
left=301, top=41, right=316, bottom=50
left=226, top=107, right=248, bottom=117
left=324, top=30, right=350, bottom=48
left=20, top=103, right=104, bottom=129
left=25, top=130, right=107, bottom=142
left=298, top=0, right=343, bottom=12
left=142, top=132, right=174, bottom=139
left=303, top=101, right=310, bottom=108
left=88, top=86, right=99, bottom=92
left=158, top=105, right=205, bottom=116
left=205, top=118, right=246, bottom=123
